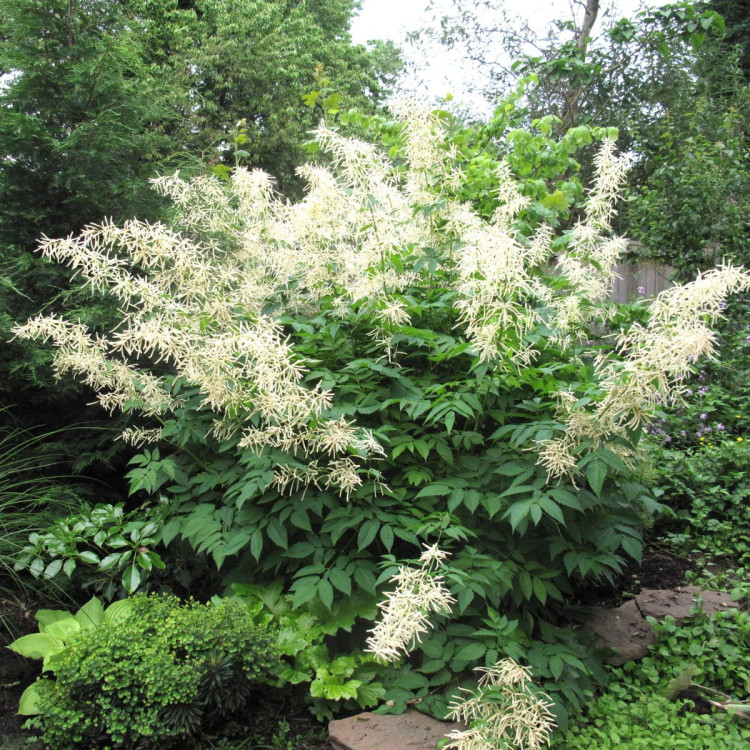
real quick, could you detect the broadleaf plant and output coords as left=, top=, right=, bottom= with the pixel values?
left=14, top=102, right=750, bottom=724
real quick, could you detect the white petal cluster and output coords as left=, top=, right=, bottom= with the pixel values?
left=13, top=101, right=749, bottom=496
left=539, top=263, right=750, bottom=479
left=445, top=659, right=556, bottom=750
left=365, top=545, right=455, bottom=662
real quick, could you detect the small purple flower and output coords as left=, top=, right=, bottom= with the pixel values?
left=699, top=370, right=706, bottom=381
left=664, top=436, right=672, bottom=444
left=680, top=430, right=687, bottom=437
left=700, top=413, right=708, bottom=421
left=746, top=334, right=750, bottom=343
left=696, top=430, right=703, bottom=438
left=719, top=301, right=727, bottom=310
left=699, top=386, right=709, bottom=395
left=704, top=426, right=712, bottom=434
left=685, top=388, right=693, bottom=395
left=637, top=286, right=646, bottom=295
left=716, top=423, right=725, bottom=431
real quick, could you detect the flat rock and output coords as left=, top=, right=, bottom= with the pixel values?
left=585, top=599, right=655, bottom=665
left=329, top=710, right=460, bottom=750
left=635, top=586, right=738, bottom=622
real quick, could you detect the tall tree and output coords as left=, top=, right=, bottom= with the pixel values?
left=420, top=1, right=747, bottom=273
left=172, top=0, right=400, bottom=194
left=0, top=0, right=186, bottom=434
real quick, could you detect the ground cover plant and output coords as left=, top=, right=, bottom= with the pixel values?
left=554, top=607, right=750, bottom=748
left=11, top=100, right=750, bottom=740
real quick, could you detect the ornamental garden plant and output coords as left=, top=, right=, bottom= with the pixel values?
left=11, top=102, right=750, bottom=737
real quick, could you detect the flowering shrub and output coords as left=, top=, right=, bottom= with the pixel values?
left=13, top=104, right=750, bottom=723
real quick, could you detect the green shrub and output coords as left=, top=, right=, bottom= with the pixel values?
left=14, top=104, right=750, bottom=725
left=644, top=296, right=750, bottom=568
left=18, top=594, right=279, bottom=749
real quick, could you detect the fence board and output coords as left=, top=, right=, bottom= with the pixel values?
left=610, top=259, right=675, bottom=303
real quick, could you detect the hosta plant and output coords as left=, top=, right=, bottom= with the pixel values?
left=13, top=102, right=750, bottom=724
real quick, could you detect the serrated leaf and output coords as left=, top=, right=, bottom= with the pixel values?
left=266, top=518, right=288, bottom=549
left=415, top=484, right=451, bottom=498
left=620, top=535, right=643, bottom=562
left=357, top=519, right=380, bottom=550
left=393, top=671, right=429, bottom=690
left=160, top=519, right=181, bottom=546
left=587, top=459, right=607, bottom=497
left=549, top=654, right=564, bottom=681
left=220, top=530, right=252, bottom=558
left=290, top=508, right=312, bottom=532
left=379, top=525, right=394, bottom=551
left=458, top=587, right=474, bottom=613
left=452, top=642, right=486, bottom=663
left=463, top=490, right=480, bottom=513
left=317, top=578, right=334, bottom=610
left=418, top=658, right=447, bottom=674
left=434, top=440, right=453, bottom=465
left=250, top=529, right=263, bottom=561
left=494, top=461, right=528, bottom=476
left=354, top=565, right=377, bottom=593
left=538, top=496, right=565, bottom=524
left=532, top=576, right=548, bottom=604
left=518, top=570, right=533, bottom=600
left=356, top=681, right=386, bottom=708
left=292, top=577, right=319, bottom=609
left=327, top=568, right=351, bottom=596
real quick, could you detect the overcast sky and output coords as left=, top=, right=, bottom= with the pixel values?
left=350, top=0, right=668, bottom=113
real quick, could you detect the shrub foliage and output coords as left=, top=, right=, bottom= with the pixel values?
left=14, top=594, right=278, bottom=749
left=14, top=105, right=750, bottom=721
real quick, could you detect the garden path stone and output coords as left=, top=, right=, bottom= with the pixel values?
left=635, top=586, right=738, bottom=621
left=583, top=585, right=738, bottom=666
left=329, top=709, right=462, bottom=750
left=585, top=598, right=655, bottom=665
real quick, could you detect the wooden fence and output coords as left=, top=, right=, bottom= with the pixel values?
left=610, top=259, right=675, bottom=303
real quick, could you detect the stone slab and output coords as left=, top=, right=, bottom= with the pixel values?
left=636, top=586, right=738, bottom=622
left=585, top=598, right=655, bottom=665
left=329, top=710, right=459, bottom=750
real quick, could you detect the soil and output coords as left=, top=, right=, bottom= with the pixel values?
left=0, top=596, right=44, bottom=750
left=569, top=548, right=696, bottom=608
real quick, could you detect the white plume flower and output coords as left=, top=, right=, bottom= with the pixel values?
left=366, top=545, right=455, bottom=662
